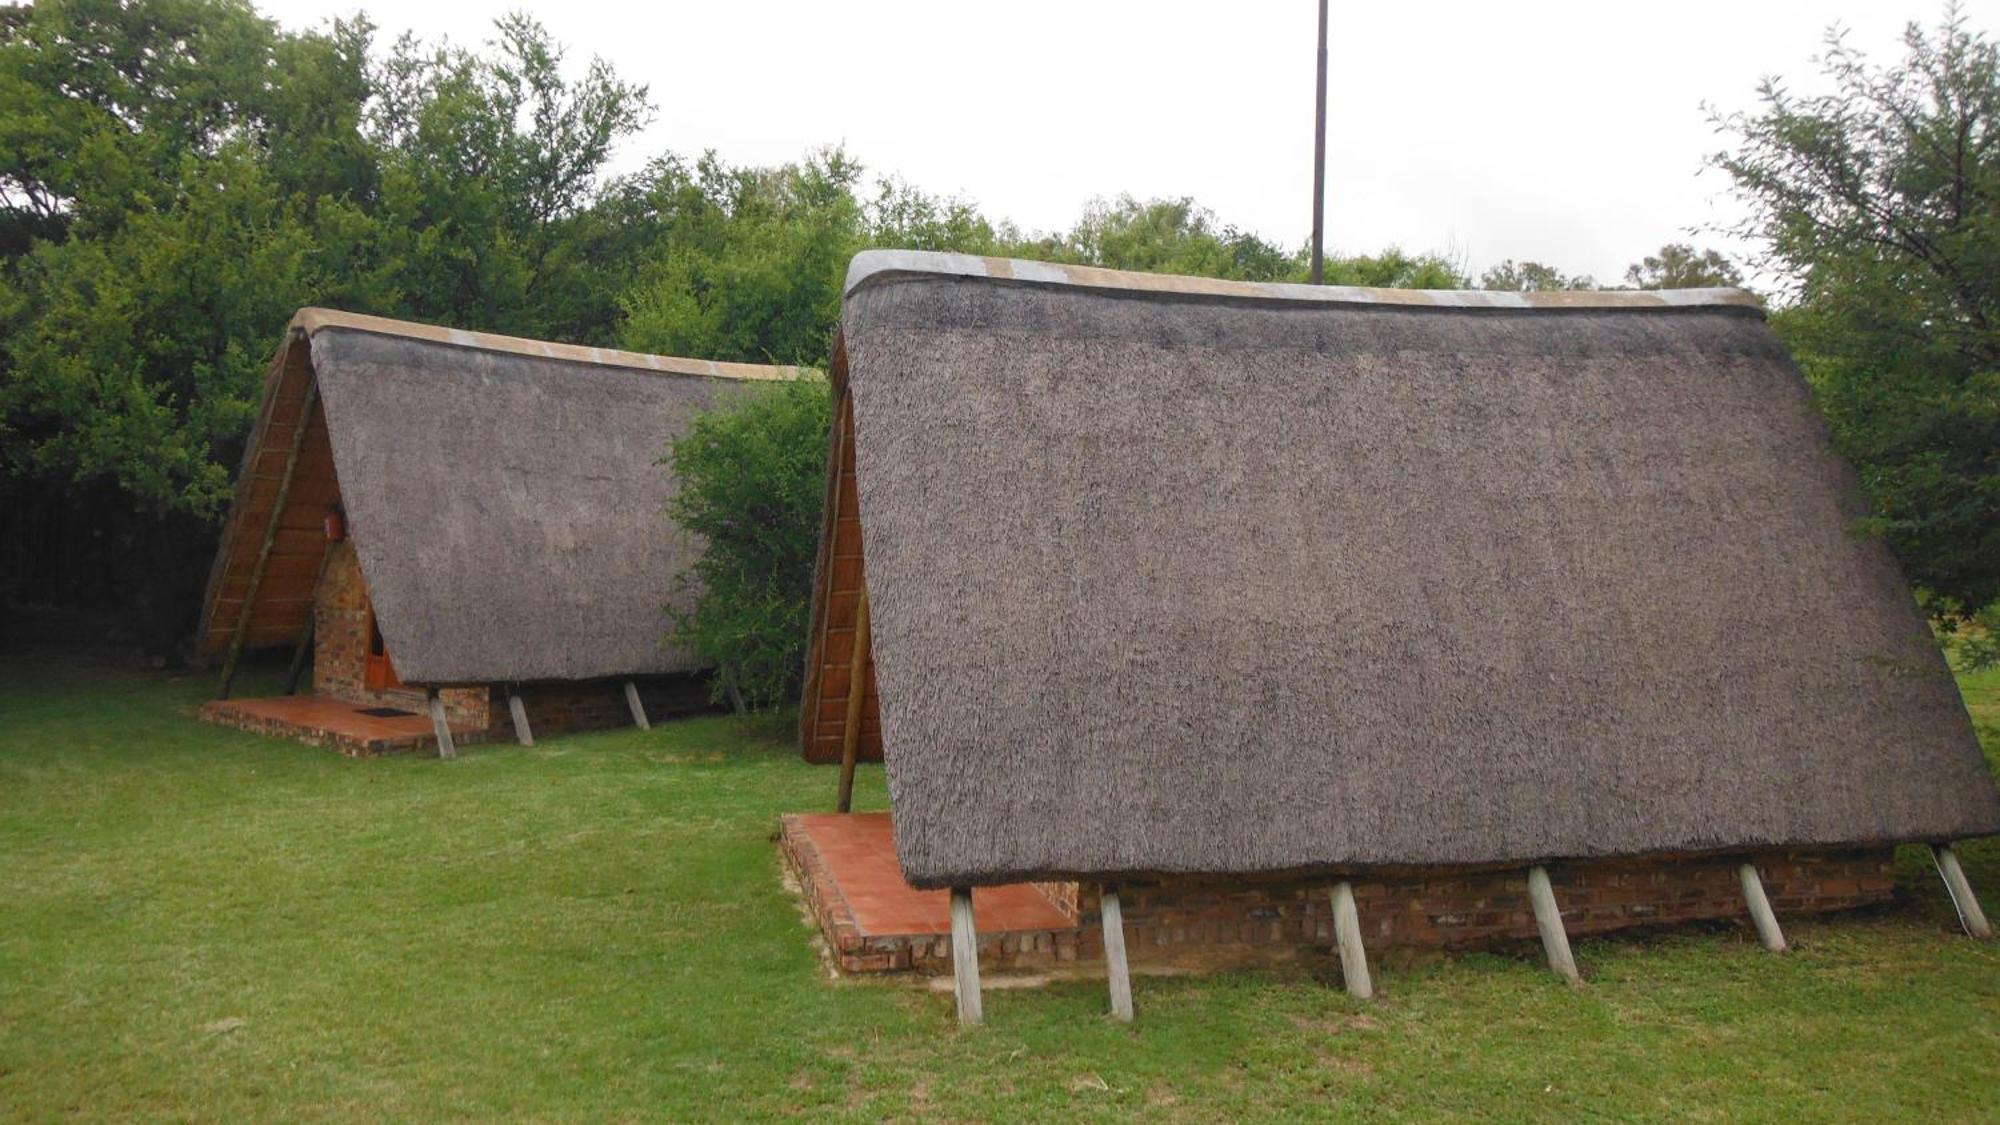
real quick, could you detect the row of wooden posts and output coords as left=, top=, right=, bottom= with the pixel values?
left=223, top=668, right=652, bottom=763
left=941, top=845, right=1994, bottom=1026
left=420, top=680, right=653, bottom=761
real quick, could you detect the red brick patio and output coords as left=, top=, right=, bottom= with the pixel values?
left=200, top=694, right=482, bottom=756
left=780, top=813, right=1087, bottom=973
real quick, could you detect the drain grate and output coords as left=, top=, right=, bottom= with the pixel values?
left=357, top=706, right=417, bottom=718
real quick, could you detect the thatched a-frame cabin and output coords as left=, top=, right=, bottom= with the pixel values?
left=196, top=309, right=792, bottom=755
left=791, top=250, right=2000, bottom=1015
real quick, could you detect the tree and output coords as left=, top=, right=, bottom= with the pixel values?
left=0, top=0, right=372, bottom=515
left=869, top=176, right=1004, bottom=254
left=1478, top=259, right=1595, bottom=291
left=662, top=376, right=832, bottom=710
left=618, top=149, right=868, bottom=366
left=1023, top=195, right=1303, bottom=281
left=1712, top=5, right=2000, bottom=637
left=0, top=3, right=651, bottom=655
left=0, top=0, right=379, bottom=652
left=1320, top=247, right=1468, bottom=289
left=366, top=15, right=650, bottom=342
left=1622, top=243, right=1745, bottom=289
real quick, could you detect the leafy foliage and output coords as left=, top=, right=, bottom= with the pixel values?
left=0, top=2, right=650, bottom=651
left=619, top=151, right=867, bottom=366
left=662, top=377, right=832, bottom=710
left=1012, top=195, right=1303, bottom=280
left=366, top=14, right=650, bottom=341
left=1320, top=247, right=1468, bottom=288
left=1623, top=243, right=1745, bottom=289
left=1713, top=4, right=2000, bottom=635
left=1478, top=259, right=1596, bottom=292
left=1475, top=245, right=1746, bottom=293
left=0, top=0, right=373, bottom=514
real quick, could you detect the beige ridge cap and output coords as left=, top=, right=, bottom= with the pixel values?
left=289, top=307, right=801, bottom=381
left=842, top=249, right=1764, bottom=312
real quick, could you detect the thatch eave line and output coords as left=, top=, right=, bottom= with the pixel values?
left=290, top=308, right=803, bottom=383
left=844, top=249, right=1765, bottom=313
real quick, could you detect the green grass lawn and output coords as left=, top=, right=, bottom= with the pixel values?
left=3, top=648, right=1998, bottom=1121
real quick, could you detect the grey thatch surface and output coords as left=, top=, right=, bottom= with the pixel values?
left=311, top=327, right=749, bottom=684
left=842, top=271, right=2000, bottom=888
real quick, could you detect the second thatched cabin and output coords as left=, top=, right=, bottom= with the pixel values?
left=790, top=250, right=2000, bottom=1008
left=196, top=309, right=793, bottom=755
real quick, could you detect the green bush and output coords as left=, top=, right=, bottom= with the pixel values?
left=663, top=376, right=833, bottom=710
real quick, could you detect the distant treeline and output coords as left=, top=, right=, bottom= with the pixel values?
left=0, top=1, right=1991, bottom=664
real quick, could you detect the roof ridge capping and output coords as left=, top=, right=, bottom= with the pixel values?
left=843, top=249, right=1764, bottom=313
left=289, top=307, right=803, bottom=381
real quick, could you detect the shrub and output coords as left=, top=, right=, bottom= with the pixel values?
left=663, top=375, right=832, bottom=710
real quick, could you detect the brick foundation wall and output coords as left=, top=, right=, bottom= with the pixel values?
left=488, top=675, right=715, bottom=740
left=782, top=823, right=1898, bottom=976
left=484, top=675, right=716, bottom=740
left=1066, top=849, right=1896, bottom=966
left=1032, top=880, right=1082, bottom=922
left=313, top=540, right=488, bottom=726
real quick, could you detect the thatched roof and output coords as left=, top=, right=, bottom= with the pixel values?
left=195, top=309, right=794, bottom=685
left=819, top=250, right=2000, bottom=888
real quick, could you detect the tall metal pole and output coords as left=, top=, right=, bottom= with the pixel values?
left=1310, top=0, right=1328, bottom=284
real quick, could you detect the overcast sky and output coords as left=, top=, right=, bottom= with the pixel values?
left=254, top=0, right=1996, bottom=285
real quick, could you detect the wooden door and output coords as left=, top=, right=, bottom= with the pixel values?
left=364, top=607, right=405, bottom=692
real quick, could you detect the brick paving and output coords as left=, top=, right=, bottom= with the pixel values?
left=199, top=694, right=479, bottom=756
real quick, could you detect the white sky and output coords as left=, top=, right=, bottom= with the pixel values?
left=255, top=0, right=1997, bottom=284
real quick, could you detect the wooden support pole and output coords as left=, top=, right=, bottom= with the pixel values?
left=283, top=614, right=316, bottom=696
left=624, top=680, right=650, bottom=730
left=282, top=544, right=337, bottom=696
left=1933, top=843, right=1993, bottom=938
left=1101, top=886, right=1133, bottom=1022
left=836, top=584, right=872, bottom=814
left=1526, top=866, right=1580, bottom=984
left=1330, top=880, right=1373, bottom=1000
left=427, top=687, right=457, bottom=761
left=218, top=378, right=319, bottom=700
left=507, top=689, right=534, bottom=748
left=1737, top=862, right=1787, bottom=952
left=949, top=887, right=983, bottom=1026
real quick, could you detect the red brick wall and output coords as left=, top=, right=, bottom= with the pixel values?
left=1032, top=880, right=1082, bottom=921
left=484, top=675, right=715, bottom=740
left=792, top=846, right=1897, bottom=976
left=312, top=540, right=488, bottom=726
left=1054, top=849, right=1896, bottom=967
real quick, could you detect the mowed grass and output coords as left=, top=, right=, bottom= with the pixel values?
left=2, top=649, right=1998, bottom=1121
